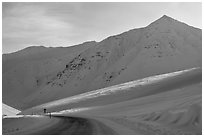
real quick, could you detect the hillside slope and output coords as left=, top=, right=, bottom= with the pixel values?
left=3, top=41, right=96, bottom=109
left=3, top=15, right=202, bottom=109
left=3, top=67, right=201, bottom=135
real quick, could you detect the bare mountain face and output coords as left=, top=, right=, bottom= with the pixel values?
left=3, top=15, right=202, bottom=110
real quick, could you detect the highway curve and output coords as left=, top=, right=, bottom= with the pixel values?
left=33, top=116, right=116, bottom=135
left=3, top=116, right=116, bottom=135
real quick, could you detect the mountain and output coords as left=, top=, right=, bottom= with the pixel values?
left=3, top=15, right=202, bottom=110
left=3, top=41, right=96, bottom=109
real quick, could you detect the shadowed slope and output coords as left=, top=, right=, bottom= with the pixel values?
left=3, top=15, right=202, bottom=110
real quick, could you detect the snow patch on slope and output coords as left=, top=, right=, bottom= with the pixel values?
left=2, top=103, right=21, bottom=116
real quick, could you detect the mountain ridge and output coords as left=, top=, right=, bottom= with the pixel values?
left=3, top=15, right=202, bottom=110
left=3, top=15, right=201, bottom=55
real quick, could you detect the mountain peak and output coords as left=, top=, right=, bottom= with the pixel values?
left=162, top=15, right=176, bottom=21
left=161, top=15, right=169, bottom=18
left=157, top=15, right=175, bottom=22
left=147, top=15, right=176, bottom=28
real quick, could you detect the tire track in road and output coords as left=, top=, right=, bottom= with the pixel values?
left=31, top=116, right=116, bottom=135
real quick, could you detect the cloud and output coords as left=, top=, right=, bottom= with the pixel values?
left=3, top=3, right=74, bottom=53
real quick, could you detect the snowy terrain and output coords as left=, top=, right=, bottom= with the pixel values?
left=2, top=15, right=202, bottom=135
left=2, top=104, right=21, bottom=116
left=20, top=67, right=201, bottom=115
left=3, top=15, right=201, bottom=110
left=3, top=67, right=202, bottom=134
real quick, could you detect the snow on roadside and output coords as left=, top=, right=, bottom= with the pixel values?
left=35, top=67, right=200, bottom=108
left=2, top=103, right=21, bottom=117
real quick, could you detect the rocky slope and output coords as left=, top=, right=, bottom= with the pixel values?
left=3, top=15, right=202, bottom=110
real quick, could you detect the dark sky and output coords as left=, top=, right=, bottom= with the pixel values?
left=2, top=2, right=202, bottom=53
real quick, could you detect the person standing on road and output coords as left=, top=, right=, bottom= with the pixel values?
left=44, top=108, right=47, bottom=114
